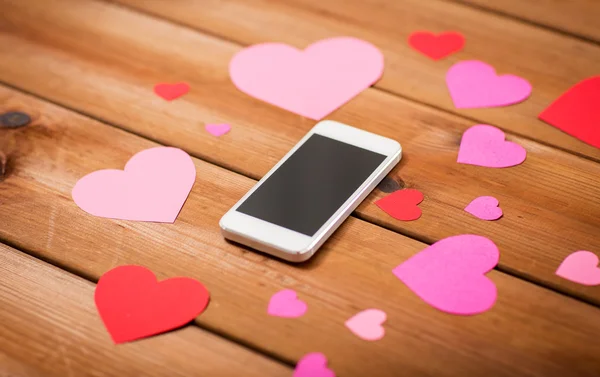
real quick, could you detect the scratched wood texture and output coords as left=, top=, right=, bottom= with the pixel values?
left=1, top=0, right=599, bottom=306
left=112, top=0, right=600, bottom=160
left=453, top=0, right=600, bottom=42
left=2, top=86, right=600, bottom=377
left=0, top=243, right=291, bottom=377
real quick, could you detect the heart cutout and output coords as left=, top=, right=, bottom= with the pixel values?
left=95, top=265, right=210, bottom=344
left=230, top=37, right=384, bottom=120
left=539, top=76, right=600, bottom=148
left=408, top=31, right=464, bottom=60
left=345, top=309, right=386, bottom=341
left=465, top=196, right=503, bottom=220
left=375, top=189, right=423, bottom=221
left=458, top=124, right=526, bottom=168
left=393, top=235, right=499, bottom=315
left=556, top=251, right=600, bottom=286
left=267, top=289, right=307, bottom=318
left=154, top=82, right=190, bottom=101
left=72, top=147, right=196, bottom=223
left=294, top=353, right=335, bottom=377
left=205, top=123, right=231, bottom=137
left=446, top=60, right=532, bottom=108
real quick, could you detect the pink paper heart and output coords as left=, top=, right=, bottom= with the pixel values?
left=267, top=289, right=307, bottom=318
left=556, top=251, right=600, bottom=286
left=446, top=60, right=532, bottom=108
left=465, top=196, right=503, bottom=220
left=393, top=235, right=499, bottom=315
left=345, top=309, right=386, bottom=341
left=205, top=123, right=231, bottom=137
left=72, top=147, right=195, bottom=223
left=294, top=353, right=335, bottom=377
left=229, top=37, right=384, bottom=120
left=458, top=124, right=526, bottom=168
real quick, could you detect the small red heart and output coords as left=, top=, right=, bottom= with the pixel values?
left=538, top=76, right=600, bottom=149
left=95, top=265, right=210, bottom=344
left=408, top=31, right=465, bottom=60
left=375, top=189, right=423, bottom=221
left=153, top=82, right=190, bottom=101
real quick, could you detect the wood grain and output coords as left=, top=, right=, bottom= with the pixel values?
left=454, top=0, right=600, bottom=42
left=111, top=0, right=600, bottom=160
left=1, top=0, right=599, bottom=304
left=3, top=85, right=600, bottom=377
left=0, top=244, right=291, bottom=377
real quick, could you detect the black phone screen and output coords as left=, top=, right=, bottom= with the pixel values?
left=236, top=134, right=387, bottom=236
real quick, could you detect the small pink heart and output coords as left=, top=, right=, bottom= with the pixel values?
left=267, top=289, right=307, bottom=318
left=556, top=251, right=600, bottom=286
left=446, top=60, right=532, bottom=108
left=465, top=196, right=503, bottom=221
left=205, top=123, right=231, bottom=137
left=230, top=37, right=384, bottom=120
left=345, top=309, right=386, bottom=341
left=294, top=353, right=335, bottom=377
left=72, top=147, right=195, bottom=223
left=393, top=235, right=499, bottom=315
left=458, top=124, right=526, bottom=168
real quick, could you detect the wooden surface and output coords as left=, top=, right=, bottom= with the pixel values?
left=1, top=0, right=599, bottom=376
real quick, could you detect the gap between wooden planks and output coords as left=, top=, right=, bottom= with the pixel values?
left=110, top=0, right=600, bottom=161
left=3, top=85, right=600, bottom=377
left=0, top=243, right=291, bottom=377
left=451, top=0, right=600, bottom=43
left=1, top=0, right=599, bottom=305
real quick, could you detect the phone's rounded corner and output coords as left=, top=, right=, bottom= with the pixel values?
left=285, top=247, right=317, bottom=263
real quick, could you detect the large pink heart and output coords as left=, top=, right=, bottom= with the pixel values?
left=72, top=147, right=196, bottom=223
left=229, top=37, right=384, bottom=120
left=393, top=235, right=499, bottom=315
left=446, top=60, right=532, bottom=109
left=458, top=124, right=527, bottom=168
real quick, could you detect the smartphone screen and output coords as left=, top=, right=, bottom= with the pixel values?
left=236, top=134, right=387, bottom=236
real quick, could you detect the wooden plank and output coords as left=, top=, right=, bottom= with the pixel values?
left=454, top=0, right=600, bottom=42
left=3, top=84, right=600, bottom=377
left=112, top=0, right=600, bottom=160
left=0, top=244, right=291, bottom=377
left=1, top=0, right=599, bottom=304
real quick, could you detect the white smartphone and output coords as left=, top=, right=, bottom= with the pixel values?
left=219, top=120, right=402, bottom=262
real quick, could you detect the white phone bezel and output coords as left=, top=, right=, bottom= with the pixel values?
left=219, top=120, right=402, bottom=262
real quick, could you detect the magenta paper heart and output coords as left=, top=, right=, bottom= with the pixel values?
left=72, top=147, right=196, bottom=223
left=229, top=37, right=384, bottom=120
left=345, top=309, right=386, bottom=341
left=294, top=353, right=335, bottom=377
left=205, top=123, right=231, bottom=137
left=393, top=235, right=499, bottom=315
left=556, top=251, right=600, bottom=286
left=465, top=196, right=503, bottom=220
left=267, top=289, right=307, bottom=318
left=446, top=60, right=532, bottom=109
left=458, top=124, right=526, bottom=168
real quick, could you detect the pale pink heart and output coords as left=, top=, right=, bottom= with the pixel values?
left=345, top=309, right=386, bottom=341
left=229, top=37, right=384, bottom=120
left=294, top=353, right=335, bottom=377
left=458, top=124, right=526, bottom=168
left=72, top=147, right=195, bottom=223
left=205, top=123, right=231, bottom=137
left=393, top=235, right=499, bottom=315
left=267, top=289, right=307, bottom=318
left=446, top=60, right=532, bottom=108
left=556, top=251, right=600, bottom=286
left=465, top=196, right=503, bottom=221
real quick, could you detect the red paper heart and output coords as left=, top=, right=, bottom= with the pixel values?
left=375, top=189, right=423, bottom=221
left=153, top=82, right=190, bottom=101
left=95, top=265, right=210, bottom=344
left=539, top=76, right=600, bottom=149
left=408, top=31, right=465, bottom=60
